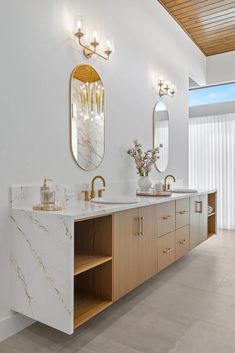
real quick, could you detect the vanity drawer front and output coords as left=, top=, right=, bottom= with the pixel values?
left=158, top=231, right=176, bottom=272
left=176, top=198, right=190, bottom=229
left=175, top=225, right=190, bottom=260
left=157, top=201, right=175, bottom=237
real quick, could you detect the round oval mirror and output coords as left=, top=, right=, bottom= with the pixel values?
left=70, top=64, right=105, bottom=171
left=153, top=101, right=169, bottom=172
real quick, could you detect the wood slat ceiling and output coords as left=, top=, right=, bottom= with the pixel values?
left=158, top=0, right=235, bottom=56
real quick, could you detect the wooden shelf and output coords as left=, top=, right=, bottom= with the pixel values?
left=74, top=295, right=112, bottom=328
left=208, top=232, right=215, bottom=238
left=208, top=212, right=216, bottom=217
left=74, top=254, right=112, bottom=276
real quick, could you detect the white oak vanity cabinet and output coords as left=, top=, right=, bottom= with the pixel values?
left=190, top=194, right=208, bottom=249
left=113, top=206, right=157, bottom=300
left=11, top=191, right=216, bottom=335
left=156, top=198, right=190, bottom=272
left=157, top=201, right=176, bottom=272
left=175, top=198, right=190, bottom=260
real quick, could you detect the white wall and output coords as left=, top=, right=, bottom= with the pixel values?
left=189, top=101, right=235, bottom=118
left=0, top=0, right=206, bottom=340
left=207, top=51, right=235, bottom=85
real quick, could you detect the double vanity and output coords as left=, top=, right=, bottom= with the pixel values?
left=10, top=187, right=217, bottom=334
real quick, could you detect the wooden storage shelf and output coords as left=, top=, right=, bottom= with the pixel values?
left=73, top=212, right=113, bottom=329
left=74, top=254, right=112, bottom=276
left=74, top=294, right=112, bottom=329
left=207, top=192, right=217, bottom=237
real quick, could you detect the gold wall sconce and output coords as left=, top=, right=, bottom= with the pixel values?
left=74, top=18, right=113, bottom=61
left=158, top=76, right=176, bottom=97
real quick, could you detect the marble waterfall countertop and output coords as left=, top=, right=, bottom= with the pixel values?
left=11, top=189, right=216, bottom=222
left=10, top=187, right=216, bottom=334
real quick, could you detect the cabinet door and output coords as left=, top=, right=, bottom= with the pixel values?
left=190, top=196, right=201, bottom=249
left=176, top=225, right=190, bottom=260
left=157, top=201, right=175, bottom=237
left=138, top=206, right=158, bottom=284
left=176, top=198, right=190, bottom=229
left=199, top=194, right=208, bottom=242
left=158, top=232, right=175, bottom=272
left=113, top=208, right=139, bottom=301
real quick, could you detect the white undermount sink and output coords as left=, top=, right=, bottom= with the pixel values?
left=171, top=189, right=198, bottom=193
left=91, top=197, right=141, bottom=204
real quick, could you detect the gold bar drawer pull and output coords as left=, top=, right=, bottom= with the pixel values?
left=134, top=217, right=140, bottom=236
left=140, top=216, right=144, bottom=237
left=163, top=248, right=172, bottom=254
left=178, top=210, right=188, bottom=215
left=162, top=215, right=173, bottom=220
left=178, top=239, right=186, bottom=245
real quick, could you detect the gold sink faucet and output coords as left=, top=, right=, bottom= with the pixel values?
left=90, top=175, right=106, bottom=199
left=163, top=175, right=176, bottom=191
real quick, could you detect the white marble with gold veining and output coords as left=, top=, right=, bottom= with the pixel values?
left=10, top=209, right=74, bottom=334
left=11, top=187, right=216, bottom=221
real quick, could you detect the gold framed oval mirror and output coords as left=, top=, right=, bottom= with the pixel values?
left=153, top=101, right=169, bottom=172
left=70, top=64, right=105, bottom=171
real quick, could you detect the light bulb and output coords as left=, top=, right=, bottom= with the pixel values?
left=75, top=15, right=83, bottom=33
left=93, top=31, right=98, bottom=42
left=77, top=20, right=82, bottom=31
left=106, top=40, right=111, bottom=50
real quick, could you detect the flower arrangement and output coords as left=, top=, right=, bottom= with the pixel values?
left=127, top=140, right=159, bottom=177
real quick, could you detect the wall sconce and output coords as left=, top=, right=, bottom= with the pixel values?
left=74, top=18, right=113, bottom=61
left=158, top=76, right=176, bottom=97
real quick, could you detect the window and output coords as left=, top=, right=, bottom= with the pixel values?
left=189, top=82, right=235, bottom=107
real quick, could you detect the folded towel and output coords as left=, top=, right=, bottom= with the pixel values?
left=208, top=205, right=213, bottom=214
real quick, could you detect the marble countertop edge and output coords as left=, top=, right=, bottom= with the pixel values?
left=11, top=189, right=217, bottom=221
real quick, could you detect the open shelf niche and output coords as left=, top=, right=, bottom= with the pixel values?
left=208, top=192, right=217, bottom=237
left=74, top=215, right=113, bottom=328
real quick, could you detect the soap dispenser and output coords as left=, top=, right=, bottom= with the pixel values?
left=33, top=179, right=62, bottom=211
left=40, top=178, right=55, bottom=206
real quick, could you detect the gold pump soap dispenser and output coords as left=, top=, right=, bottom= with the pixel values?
left=40, top=178, right=55, bottom=206
left=33, top=179, right=63, bottom=211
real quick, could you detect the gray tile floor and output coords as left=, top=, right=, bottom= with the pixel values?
left=1, top=230, right=235, bottom=353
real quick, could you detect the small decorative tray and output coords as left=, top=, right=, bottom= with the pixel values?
left=33, top=204, right=63, bottom=211
left=136, top=191, right=171, bottom=197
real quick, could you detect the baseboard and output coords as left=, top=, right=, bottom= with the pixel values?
left=0, top=312, right=34, bottom=343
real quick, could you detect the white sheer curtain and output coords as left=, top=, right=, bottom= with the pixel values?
left=189, top=113, right=235, bottom=230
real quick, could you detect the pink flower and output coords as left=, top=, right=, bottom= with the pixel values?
left=127, top=140, right=160, bottom=176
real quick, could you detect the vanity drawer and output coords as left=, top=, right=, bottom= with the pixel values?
left=176, top=198, right=190, bottom=229
left=157, top=201, right=175, bottom=237
left=175, top=225, right=190, bottom=260
left=158, top=231, right=176, bottom=272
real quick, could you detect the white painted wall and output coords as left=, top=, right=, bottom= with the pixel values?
left=0, top=0, right=206, bottom=340
left=189, top=101, right=235, bottom=118
left=207, top=51, right=235, bottom=85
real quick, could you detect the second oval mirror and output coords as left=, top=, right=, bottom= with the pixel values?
left=153, top=101, right=169, bottom=172
left=70, top=65, right=105, bottom=171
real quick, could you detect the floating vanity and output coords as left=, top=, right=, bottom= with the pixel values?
left=10, top=188, right=217, bottom=334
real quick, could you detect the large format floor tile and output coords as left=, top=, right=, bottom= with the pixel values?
left=168, top=320, right=235, bottom=353
left=1, top=230, right=235, bottom=353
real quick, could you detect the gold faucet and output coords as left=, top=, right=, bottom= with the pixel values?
left=90, top=175, right=106, bottom=199
left=163, top=175, right=176, bottom=191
